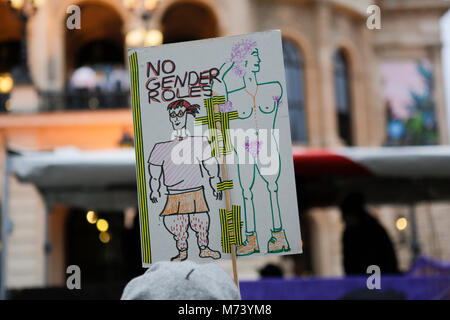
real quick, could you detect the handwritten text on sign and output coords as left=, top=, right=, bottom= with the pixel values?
left=145, top=59, right=221, bottom=104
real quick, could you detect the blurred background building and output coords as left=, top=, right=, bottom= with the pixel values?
left=0, top=0, right=450, bottom=297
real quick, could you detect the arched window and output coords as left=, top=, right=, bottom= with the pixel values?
left=0, top=1, right=22, bottom=112
left=333, top=49, right=353, bottom=145
left=162, top=2, right=218, bottom=44
left=282, top=39, right=307, bottom=143
left=63, top=2, right=127, bottom=110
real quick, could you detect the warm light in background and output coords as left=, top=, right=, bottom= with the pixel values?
left=122, top=0, right=137, bottom=10
left=144, top=0, right=159, bottom=11
left=10, top=0, right=25, bottom=10
left=123, top=0, right=160, bottom=11
left=126, top=28, right=147, bottom=47
left=86, top=210, right=98, bottom=224
left=144, top=29, right=163, bottom=46
left=33, top=0, right=46, bottom=8
left=4, top=99, right=11, bottom=111
left=96, top=218, right=109, bottom=232
left=9, top=0, right=45, bottom=9
left=99, top=231, right=111, bottom=244
left=396, top=217, right=408, bottom=231
left=0, top=73, right=14, bottom=94
left=127, top=28, right=163, bottom=47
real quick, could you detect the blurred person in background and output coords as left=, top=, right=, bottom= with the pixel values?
left=107, top=64, right=129, bottom=92
left=340, top=193, right=400, bottom=275
left=258, top=263, right=284, bottom=278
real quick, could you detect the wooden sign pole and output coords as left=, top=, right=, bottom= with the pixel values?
left=213, top=96, right=239, bottom=289
left=221, top=158, right=239, bottom=289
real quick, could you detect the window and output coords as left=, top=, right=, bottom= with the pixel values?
left=162, top=2, right=218, bottom=43
left=0, top=41, right=20, bottom=112
left=334, top=49, right=353, bottom=145
left=282, top=39, right=307, bottom=143
left=62, top=3, right=128, bottom=111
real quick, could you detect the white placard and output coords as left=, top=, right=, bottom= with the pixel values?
left=128, top=30, right=302, bottom=266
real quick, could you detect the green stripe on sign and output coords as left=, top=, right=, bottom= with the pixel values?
left=129, top=52, right=151, bottom=264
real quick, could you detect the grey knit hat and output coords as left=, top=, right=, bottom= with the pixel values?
left=121, top=261, right=241, bottom=300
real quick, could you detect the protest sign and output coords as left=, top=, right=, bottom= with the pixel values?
left=128, top=30, right=302, bottom=269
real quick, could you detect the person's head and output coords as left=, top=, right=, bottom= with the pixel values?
left=167, top=99, right=200, bottom=130
left=121, top=261, right=241, bottom=300
left=229, top=39, right=260, bottom=77
left=339, top=192, right=367, bottom=226
left=258, top=263, right=283, bottom=278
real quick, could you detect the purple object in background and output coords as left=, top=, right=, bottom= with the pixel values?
left=240, top=275, right=450, bottom=300
left=240, top=257, right=450, bottom=300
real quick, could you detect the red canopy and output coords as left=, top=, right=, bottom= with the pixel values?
left=293, top=148, right=372, bottom=177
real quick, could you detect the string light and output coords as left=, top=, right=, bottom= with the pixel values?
left=96, top=219, right=109, bottom=232
left=87, top=212, right=110, bottom=243
left=99, top=231, right=111, bottom=244
left=86, top=210, right=98, bottom=224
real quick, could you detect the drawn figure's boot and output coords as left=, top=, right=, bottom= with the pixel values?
left=199, top=246, right=221, bottom=259
left=267, top=229, right=290, bottom=253
left=236, top=232, right=260, bottom=256
left=171, top=249, right=188, bottom=261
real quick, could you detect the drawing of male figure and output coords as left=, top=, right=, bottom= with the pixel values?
left=217, top=39, right=290, bottom=256
left=148, top=99, right=222, bottom=261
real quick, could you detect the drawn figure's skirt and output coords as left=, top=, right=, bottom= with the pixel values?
left=160, top=187, right=209, bottom=216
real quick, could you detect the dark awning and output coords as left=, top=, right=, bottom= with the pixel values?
left=292, top=146, right=450, bottom=207
left=8, top=146, right=450, bottom=209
